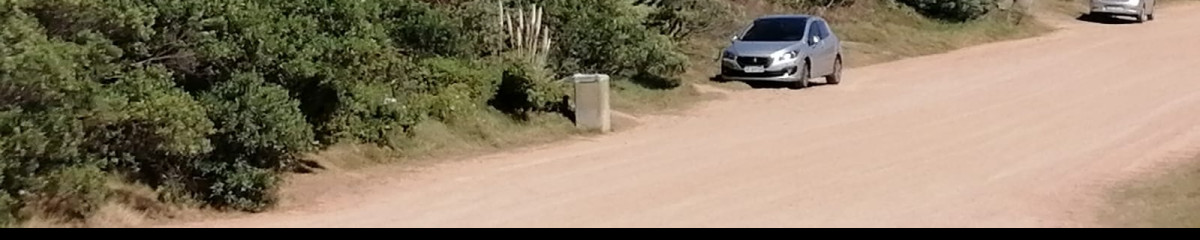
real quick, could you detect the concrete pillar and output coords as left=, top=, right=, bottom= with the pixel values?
left=1015, top=0, right=1034, bottom=13
left=572, top=74, right=611, bottom=133
left=999, top=0, right=1034, bottom=12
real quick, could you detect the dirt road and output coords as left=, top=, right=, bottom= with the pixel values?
left=170, top=4, right=1200, bottom=228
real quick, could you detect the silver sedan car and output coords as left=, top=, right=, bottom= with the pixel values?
left=719, top=15, right=842, bottom=89
left=1090, top=0, right=1156, bottom=22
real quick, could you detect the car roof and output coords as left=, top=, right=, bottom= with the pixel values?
left=755, top=14, right=821, bottom=21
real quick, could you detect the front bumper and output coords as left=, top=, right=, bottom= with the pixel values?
left=719, top=57, right=803, bottom=82
left=1090, top=1, right=1145, bottom=16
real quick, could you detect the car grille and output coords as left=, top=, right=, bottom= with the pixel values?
left=722, top=66, right=792, bottom=78
left=736, top=57, right=772, bottom=67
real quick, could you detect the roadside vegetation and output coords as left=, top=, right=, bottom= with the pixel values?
left=1, top=0, right=1060, bottom=227
left=1103, top=159, right=1200, bottom=227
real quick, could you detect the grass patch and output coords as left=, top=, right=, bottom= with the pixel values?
left=611, top=80, right=724, bottom=115
left=308, top=109, right=579, bottom=171
left=827, top=0, right=1054, bottom=67
left=1102, top=159, right=1200, bottom=228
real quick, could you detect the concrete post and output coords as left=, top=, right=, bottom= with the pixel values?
left=572, top=74, right=611, bottom=133
left=1014, top=0, right=1034, bottom=13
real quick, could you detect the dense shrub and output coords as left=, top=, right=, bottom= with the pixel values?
left=0, top=0, right=724, bottom=223
left=24, top=166, right=110, bottom=220
left=200, top=73, right=314, bottom=171
left=192, top=73, right=312, bottom=211
left=897, top=0, right=993, bottom=22
left=532, top=0, right=687, bottom=82
left=413, top=58, right=503, bottom=121
left=644, top=0, right=740, bottom=40
left=187, top=72, right=305, bottom=211
left=0, top=192, right=16, bottom=226
left=87, top=66, right=215, bottom=187
left=489, top=62, right=569, bottom=117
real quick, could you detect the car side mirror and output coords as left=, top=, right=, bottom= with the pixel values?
left=731, top=35, right=740, bottom=42
left=809, top=36, right=821, bottom=45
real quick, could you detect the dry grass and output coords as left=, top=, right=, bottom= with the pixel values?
left=826, top=0, right=1054, bottom=67
left=1102, top=159, right=1200, bottom=228
left=308, top=109, right=579, bottom=171
left=84, top=203, right=147, bottom=228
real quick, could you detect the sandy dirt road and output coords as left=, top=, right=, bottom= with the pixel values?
left=170, top=4, right=1200, bottom=228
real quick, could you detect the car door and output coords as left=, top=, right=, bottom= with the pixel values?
left=806, top=20, right=834, bottom=76
left=816, top=20, right=839, bottom=75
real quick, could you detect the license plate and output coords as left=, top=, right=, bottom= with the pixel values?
left=744, top=66, right=765, bottom=73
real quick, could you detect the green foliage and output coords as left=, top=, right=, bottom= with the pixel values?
left=0, top=0, right=724, bottom=224
left=25, top=166, right=110, bottom=219
left=489, top=61, right=569, bottom=117
left=645, top=0, right=739, bottom=40
left=194, top=72, right=312, bottom=211
left=897, top=0, right=993, bottom=22
left=87, top=66, right=215, bottom=187
left=532, top=0, right=687, bottom=82
left=413, top=58, right=502, bottom=121
left=0, top=192, right=16, bottom=226
left=193, top=161, right=279, bottom=212
left=200, top=73, right=314, bottom=171
left=322, top=80, right=423, bottom=146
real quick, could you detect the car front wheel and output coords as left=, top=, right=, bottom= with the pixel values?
left=1137, top=4, right=1149, bottom=23
left=826, top=56, right=842, bottom=85
left=792, top=63, right=810, bottom=89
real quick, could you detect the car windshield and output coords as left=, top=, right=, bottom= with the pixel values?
left=740, top=18, right=808, bottom=42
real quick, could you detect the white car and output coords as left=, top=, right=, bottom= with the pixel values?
left=719, top=15, right=842, bottom=89
left=1090, top=0, right=1157, bottom=23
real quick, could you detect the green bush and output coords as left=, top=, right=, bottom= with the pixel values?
left=413, top=58, right=502, bottom=121
left=489, top=61, right=569, bottom=117
left=322, top=79, right=425, bottom=146
left=382, top=0, right=474, bottom=57
left=449, top=0, right=507, bottom=56
left=200, top=72, right=314, bottom=170
left=25, top=166, right=110, bottom=220
left=534, top=0, right=687, bottom=82
left=644, top=0, right=740, bottom=40
left=86, top=66, right=215, bottom=187
left=897, top=0, right=993, bottom=22
left=193, top=161, right=279, bottom=212
left=197, top=72, right=313, bottom=210
left=0, top=192, right=16, bottom=226
left=0, top=0, right=720, bottom=224
left=1, top=6, right=121, bottom=223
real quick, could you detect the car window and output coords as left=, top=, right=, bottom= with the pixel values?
left=741, top=18, right=809, bottom=42
left=808, top=21, right=821, bottom=38
left=818, top=20, right=832, bottom=38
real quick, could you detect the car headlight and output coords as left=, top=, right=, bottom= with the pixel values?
left=779, top=51, right=799, bottom=61
left=723, top=51, right=736, bottom=60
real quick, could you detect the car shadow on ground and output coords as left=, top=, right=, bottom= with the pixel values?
left=710, top=75, right=830, bottom=90
left=1077, top=13, right=1142, bottom=25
